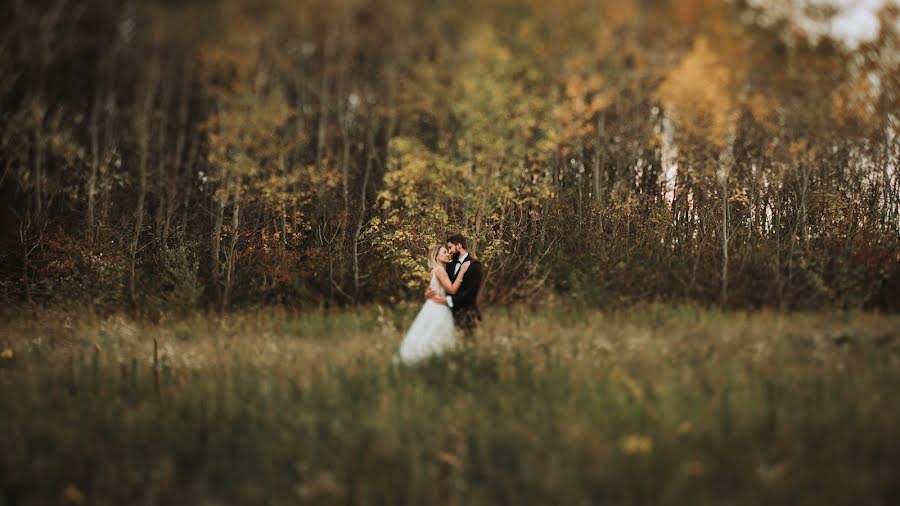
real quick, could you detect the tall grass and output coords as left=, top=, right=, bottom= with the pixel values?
left=1, top=304, right=899, bottom=505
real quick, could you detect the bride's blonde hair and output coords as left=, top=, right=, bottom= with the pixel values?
left=426, top=244, right=443, bottom=270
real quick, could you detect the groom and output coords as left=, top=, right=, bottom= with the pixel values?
left=428, top=233, right=483, bottom=338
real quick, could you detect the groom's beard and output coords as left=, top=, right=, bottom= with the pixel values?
left=451, top=252, right=459, bottom=261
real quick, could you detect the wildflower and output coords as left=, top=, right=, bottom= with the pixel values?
left=62, top=484, right=85, bottom=504
left=0, top=348, right=12, bottom=359
left=757, top=461, right=787, bottom=487
left=437, top=451, right=461, bottom=468
left=620, top=434, right=653, bottom=455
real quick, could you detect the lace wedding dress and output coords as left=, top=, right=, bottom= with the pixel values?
left=396, top=272, right=456, bottom=364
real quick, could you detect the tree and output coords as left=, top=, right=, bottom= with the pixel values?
left=658, top=35, right=743, bottom=305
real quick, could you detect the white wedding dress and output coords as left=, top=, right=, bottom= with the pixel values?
left=396, top=272, right=456, bottom=364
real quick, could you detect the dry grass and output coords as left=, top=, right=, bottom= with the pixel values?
left=1, top=304, right=899, bottom=505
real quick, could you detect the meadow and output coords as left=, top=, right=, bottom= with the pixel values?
left=1, top=304, right=899, bottom=506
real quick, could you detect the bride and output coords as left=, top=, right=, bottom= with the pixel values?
left=395, top=244, right=470, bottom=364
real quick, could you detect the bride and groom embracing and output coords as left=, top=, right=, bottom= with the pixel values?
left=396, top=234, right=483, bottom=364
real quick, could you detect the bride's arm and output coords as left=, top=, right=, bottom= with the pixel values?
left=434, top=268, right=455, bottom=293
left=435, top=264, right=469, bottom=295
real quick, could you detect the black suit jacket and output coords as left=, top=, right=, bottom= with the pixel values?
left=445, top=255, right=483, bottom=316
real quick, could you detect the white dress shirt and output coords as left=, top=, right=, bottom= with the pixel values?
left=447, top=253, right=468, bottom=308
left=454, top=253, right=468, bottom=274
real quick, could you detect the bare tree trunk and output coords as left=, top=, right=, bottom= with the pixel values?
left=799, top=164, right=809, bottom=245
left=85, top=81, right=104, bottom=316
left=29, top=0, right=68, bottom=221
left=882, top=140, right=895, bottom=230
left=385, top=63, right=398, bottom=142
left=19, top=221, right=34, bottom=306
left=472, top=163, right=498, bottom=258
left=333, top=21, right=354, bottom=296
left=163, top=84, right=187, bottom=244
left=337, top=61, right=351, bottom=214
left=222, top=179, right=241, bottom=311
left=774, top=184, right=786, bottom=310
left=31, top=99, right=46, bottom=220
left=315, top=29, right=335, bottom=171
left=576, top=143, right=583, bottom=223
left=352, top=113, right=376, bottom=301
left=594, top=116, right=604, bottom=204
left=87, top=16, right=119, bottom=240
left=337, top=81, right=351, bottom=289
left=130, top=68, right=158, bottom=311
left=892, top=160, right=900, bottom=230
left=279, top=155, right=289, bottom=245
left=154, top=65, right=173, bottom=245
left=88, top=94, right=100, bottom=233
left=180, top=134, right=199, bottom=235
left=100, top=93, right=116, bottom=225
left=721, top=165, right=729, bottom=307
left=210, top=188, right=227, bottom=311
left=130, top=120, right=150, bottom=310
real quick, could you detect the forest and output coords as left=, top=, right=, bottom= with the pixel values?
left=3, top=2, right=900, bottom=505
left=0, top=0, right=898, bottom=314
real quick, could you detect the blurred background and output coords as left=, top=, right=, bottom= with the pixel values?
left=0, top=0, right=897, bottom=314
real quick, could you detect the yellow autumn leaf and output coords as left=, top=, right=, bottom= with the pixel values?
left=620, top=434, right=653, bottom=456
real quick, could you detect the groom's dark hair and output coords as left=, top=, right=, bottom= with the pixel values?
left=446, top=234, right=467, bottom=249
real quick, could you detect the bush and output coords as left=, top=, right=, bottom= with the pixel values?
left=144, top=245, right=204, bottom=314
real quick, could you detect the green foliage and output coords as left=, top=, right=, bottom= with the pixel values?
left=148, top=245, right=205, bottom=313
left=369, top=137, right=471, bottom=288
left=370, top=27, right=556, bottom=289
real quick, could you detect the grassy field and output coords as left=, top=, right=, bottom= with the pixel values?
left=1, top=304, right=899, bottom=505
